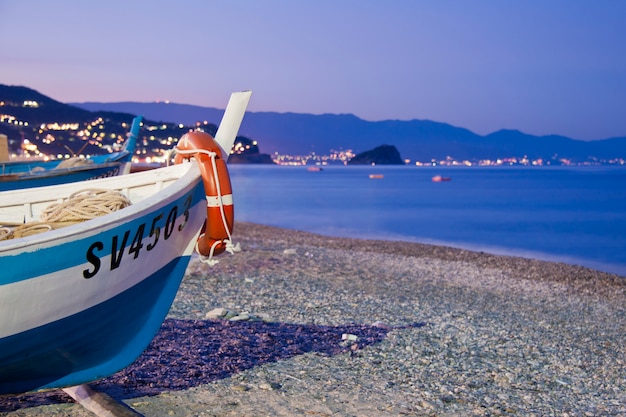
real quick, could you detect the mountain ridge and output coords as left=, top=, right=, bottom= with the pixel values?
left=73, top=101, right=626, bottom=163
left=1, top=83, right=623, bottom=164
left=0, top=84, right=216, bottom=158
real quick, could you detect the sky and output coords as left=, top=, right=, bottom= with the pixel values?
left=1, top=0, right=625, bottom=140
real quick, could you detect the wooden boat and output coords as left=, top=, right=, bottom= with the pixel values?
left=369, top=174, right=384, bottom=179
left=0, top=91, right=252, bottom=396
left=0, top=116, right=142, bottom=191
left=431, top=175, right=451, bottom=182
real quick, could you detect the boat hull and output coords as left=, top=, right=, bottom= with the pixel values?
left=0, top=91, right=252, bottom=395
left=0, top=164, right=206, bottom=394
left=0, top=162, right=123, bottom=191
left=0, top=256, right=190, bottom=394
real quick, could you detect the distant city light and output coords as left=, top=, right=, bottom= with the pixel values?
left=1, top=104, right=623, bottom=166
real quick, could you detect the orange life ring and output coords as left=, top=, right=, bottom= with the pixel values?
left=175, top=131, right=234, bottom=258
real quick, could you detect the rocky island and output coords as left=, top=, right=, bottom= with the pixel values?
left=227, top=137, right=275, bottom=164
left=347, top=144, right=404, bottom=165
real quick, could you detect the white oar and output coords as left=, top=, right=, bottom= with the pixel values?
left=213, top=90, right=252, bottom=161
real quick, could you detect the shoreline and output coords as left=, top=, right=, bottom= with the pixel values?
left=234, top=222, right=625, bottom=285
left=2, top=222, right=625, bottom=416
left=245, top=223, right=626, bottom=279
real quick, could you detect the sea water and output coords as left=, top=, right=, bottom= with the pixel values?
left=229, top=165, right=626, bottom=276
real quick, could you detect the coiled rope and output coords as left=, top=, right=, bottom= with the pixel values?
left=0, top=189, right=132, bottom=241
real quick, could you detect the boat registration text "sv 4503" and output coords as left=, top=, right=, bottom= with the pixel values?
left=82, top=193, right=194, bottom=279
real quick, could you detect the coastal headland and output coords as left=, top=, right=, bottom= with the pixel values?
left=2, top=222, right=624, bottom=416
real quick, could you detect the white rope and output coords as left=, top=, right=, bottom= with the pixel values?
left=174, top=147, right=215, bottom=158
left=196, top=238, right=221, bottom=266
left=176, top=147, right=241, bottom=265
left=208, top=150, right=235, bottom=245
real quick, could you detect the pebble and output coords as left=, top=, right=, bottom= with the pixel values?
left=205, top=307, right=229, bottom=319
left=205, top=308, right=274, bottom=323
left=258, top=382, right=281, bottom=391
left=229, top=312, right=250, bottom=321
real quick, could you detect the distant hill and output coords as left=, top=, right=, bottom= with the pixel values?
left=0, top=85, right=218, bottom=158
left=74, top=101, right=626, bottom=163
left=0, top=85, right=277, bottom=162
left=2, top=84, right=623, bottom=164
left=0, top=85, right=144, bottom=155
left=348, top=145, right=404, bottom=165
left=1, top=85, right=94, bottom=124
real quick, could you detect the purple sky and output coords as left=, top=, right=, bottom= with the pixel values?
left=1, top=0, right=625, bottom=140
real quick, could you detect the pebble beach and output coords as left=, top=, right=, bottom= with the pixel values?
left=2, top=222, right=625, bottom=417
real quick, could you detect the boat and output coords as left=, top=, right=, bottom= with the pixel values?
left=369, top=174, right=384, bottom=179
left=0, top=116, right=143, bottom=191
left=0, top=91, right=252, bottom=396
left=307, top=166, right=323, bottom=172
left=431, top=175, right=451, bottom=182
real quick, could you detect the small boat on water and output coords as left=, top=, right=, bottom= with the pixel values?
left=432, top=175, right=451, bottom=182
left=307, top=166, right=323, bottom=172
left=0, top=116, right=143, bottom=191
left=369, top=174, right=384, bottom=179
left=0, top=91, right=252, bottom=396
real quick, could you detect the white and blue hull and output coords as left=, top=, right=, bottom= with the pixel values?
left=0, top=90, right=252, bottom=396
left=0, top=163, right=206, bottom=394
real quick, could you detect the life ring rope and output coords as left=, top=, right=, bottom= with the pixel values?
left=200, top=149, right=240, bottom=265
left=175, top=143, right=240, bottom=266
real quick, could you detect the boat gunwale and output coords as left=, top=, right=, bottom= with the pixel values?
left=0, top=162, right=201, bottom=253
left=0, top=161, right=125, bottom=181
left=0, top=150, right=129, bottom=171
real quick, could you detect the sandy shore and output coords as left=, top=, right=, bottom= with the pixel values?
left=2, top=222, right=625, bottom=416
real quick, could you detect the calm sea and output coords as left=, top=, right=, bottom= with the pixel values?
left=229, top=165, right=626, bottom=277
